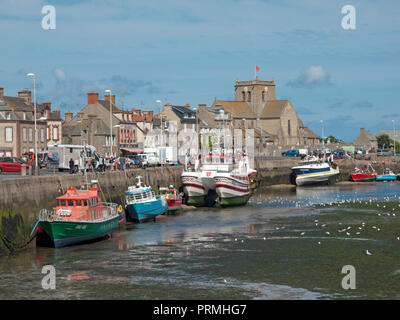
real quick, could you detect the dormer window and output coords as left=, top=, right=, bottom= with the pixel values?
left=242, top=91, right=246, bottom=101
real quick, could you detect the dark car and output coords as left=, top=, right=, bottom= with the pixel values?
left=0, top=157, right=32, bottom=174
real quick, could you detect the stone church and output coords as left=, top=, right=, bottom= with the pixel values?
left=207, top=77, right=319, bottom=146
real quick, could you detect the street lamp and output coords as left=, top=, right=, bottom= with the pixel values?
left=156, top=100, right=163, bottom=146
left=26, top=73, right=38, bottom=169
left=105, top=89, right=112, bottom=157
left=320, top=120, right=324, bottom=145
left=392, top=120, right=396, bottom=156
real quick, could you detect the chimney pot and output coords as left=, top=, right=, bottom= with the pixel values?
left=64, top=112, right=73, bottom=122
left=87, top=92, right=99, bottom=105
left=18, top=89, right=32, bottom=104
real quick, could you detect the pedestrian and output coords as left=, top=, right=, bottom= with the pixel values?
left=69, top=158, right=75, bottom=174
left=119, top=155, right=125, bottom=170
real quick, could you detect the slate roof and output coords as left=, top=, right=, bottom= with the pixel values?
left=170, top=106, right=197, bottom=124
left=259, top=100, right=289, bottom=118
left=212, top=100, right=256, bottom=119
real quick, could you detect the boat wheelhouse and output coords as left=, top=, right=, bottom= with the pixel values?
left=37, top=186, right=121, bottom=248
left=125, top=177, right=168, bottom=223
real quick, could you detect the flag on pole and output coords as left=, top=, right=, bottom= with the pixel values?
left=255, top=65, right=260, bottom=78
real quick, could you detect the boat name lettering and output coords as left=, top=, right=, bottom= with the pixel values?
left=57, top=209, right=71, bottom=216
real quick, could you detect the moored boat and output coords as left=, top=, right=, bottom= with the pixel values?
left=160, top=185, right=183, bottom=213
left=36, top=185, right=121, bottom=248
left=125, top=176, right=168, bottom=223
left=376, top=168, right=397, bottom=181
left=215, top=155, right=257, bottom=207
left=350, top=165, right=377, bottom=182
left=291, top=156, right=340, bottom=186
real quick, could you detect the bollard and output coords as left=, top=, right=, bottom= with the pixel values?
left=21, top=164, right=27, bottom=176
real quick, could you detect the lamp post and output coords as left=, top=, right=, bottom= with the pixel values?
left=105, top=89, right=113, bottom=157
left=26, top=73, right=38, bottom=170
left=393, top=120, right=396, bottom=156
left=320, top=120, right=324, bottom=145
left=193, top=107, right=199, bottom=159
left=156, top=100, right=163, bottom=146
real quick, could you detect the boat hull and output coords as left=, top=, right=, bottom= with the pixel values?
left=182, top=173, right=207, bottom=206
left=125, top=199, right=168, bottom=223
left=37, top=217, right=120, bottom=248
left=293, top=166, right=339, bottom=186
left=215, top=176, right=252, bottom=207
left=350, top=173, right=377, bottom=182
left=376, top=175, right=397, bottom=181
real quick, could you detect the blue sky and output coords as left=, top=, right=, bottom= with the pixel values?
left=0, top=0, right=399, bottom=142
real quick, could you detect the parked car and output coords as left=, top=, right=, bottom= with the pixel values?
left=377, top=149, right=394, bottom=157
left=0, top=157, right=32, bottom=174
left=281, top=150, right=299, bottom=157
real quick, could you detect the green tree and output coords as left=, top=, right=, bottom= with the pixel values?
left=377, top=134, right=391, bottom=149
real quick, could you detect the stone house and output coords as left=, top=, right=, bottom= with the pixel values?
left=354, top=128, right=378, bottom=150
left=0, top=86, right=48, bottom=157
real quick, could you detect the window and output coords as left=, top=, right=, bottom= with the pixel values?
left=40, top=128, right=45, bottom=142
left=60, top=199, right=66, bottom=206
left=22, top=128, right=27, bottom=142
left=5, top=112, right=11, bottom=120
left=5, top=127, right=12, bottom=142
left=262, top=91, right=265, bottom=102
left=28, top=128, right=33, bottom=142
left=76, top=200, right=82, bottom=206
left=68, top=200, right=74, bottom=207
left=47, top=127, right=50, bottom=140
left=288, top=119, right=291, bottom=136
left=242, top=91, right=246, bottom=101
left=83, top=200, right=88, bottom=207
left=23, top=112, right=26, bottom=120
left=248, top=91, right=251, bottom=102
left=53, top=127, right=58, bottom=140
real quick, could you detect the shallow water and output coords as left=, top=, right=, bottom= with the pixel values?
left=2, top=182, right=400, bottom=299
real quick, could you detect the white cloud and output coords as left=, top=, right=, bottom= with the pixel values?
left=287, top=66, right=332, bottom=87
left=53, top=68, right=66, bottom=81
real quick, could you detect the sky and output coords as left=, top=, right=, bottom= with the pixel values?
left=0, top=0, right=399, bottom=142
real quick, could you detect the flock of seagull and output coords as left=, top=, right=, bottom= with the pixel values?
left=249, top=193, right=400, bottom=257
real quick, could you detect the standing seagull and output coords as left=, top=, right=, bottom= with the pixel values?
left=366, top=250, right=372, bottom=255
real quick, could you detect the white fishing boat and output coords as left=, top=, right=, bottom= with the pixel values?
left=291, top=156, right=339, bottom=186
left=214, top=155, right=257, bottom=206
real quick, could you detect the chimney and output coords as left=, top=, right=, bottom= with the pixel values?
left=0, top=87, right=3, bottom=100
left=198, top=104, right=207, bottom=110
left=87, top=92, right=99, bottom=105
left=42, top=102, right=51, bottom=110
left=104, top=94, right=116, bottom=105
left=64, top=112, right=73, bottom=122
left=184, top=103, right=191, bottom=109
left=53, top=110, right=61, bottom=119
left=18, top=89, right=32, bottom=104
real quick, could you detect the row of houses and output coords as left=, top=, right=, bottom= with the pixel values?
left=0, top=86, right=62, bottom=157
left=0, top=76, right=380, bottom=159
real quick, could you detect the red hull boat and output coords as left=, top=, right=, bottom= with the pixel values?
left=350, top=172, right=377, bottom=182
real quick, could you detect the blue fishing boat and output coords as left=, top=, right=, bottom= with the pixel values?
left=125, top=176, right=168, bottom=223
left=376, top=168, right=397, bottom=181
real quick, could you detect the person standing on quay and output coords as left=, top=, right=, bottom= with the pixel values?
left=69, top=158, right=75, bottom=174
left=119, top=155, right=125, bottom=170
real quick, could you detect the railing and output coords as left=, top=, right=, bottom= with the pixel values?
left=39, top=204, right=118, bottom=223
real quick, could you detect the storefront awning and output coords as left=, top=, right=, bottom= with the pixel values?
left=120, top=147, right=143, bottom=154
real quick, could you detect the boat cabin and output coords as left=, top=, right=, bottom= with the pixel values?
left=56, top=187, right=105, bottom=221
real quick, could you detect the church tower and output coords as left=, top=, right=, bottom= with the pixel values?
left=234, top=77, right=276, bottom=117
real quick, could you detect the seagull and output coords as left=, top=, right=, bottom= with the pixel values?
left=366, top=250, right=372, bottom=255
left=263, top=237, right=266, bottom=240
left=300, top=232, right=305, bottom=236
left=318, top=241, right=321, bottom=245
left=326, top=232, right=330, bottom=235
left=224, top=279, right=227, bottom=283
left=346, top=232, right=351, bottom=236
